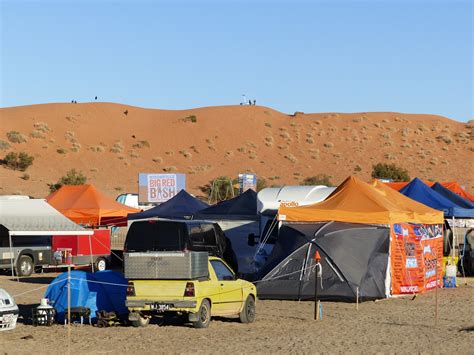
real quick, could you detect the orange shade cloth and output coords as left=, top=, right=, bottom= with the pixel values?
left=46, top=184, right=139, bottom=226
left=278, top=176, right=443, bottom=225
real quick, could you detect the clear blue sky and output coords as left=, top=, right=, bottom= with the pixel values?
left=1, top=0, right=472, bottom=121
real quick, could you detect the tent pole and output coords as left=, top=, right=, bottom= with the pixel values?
left=8, top=232, right=18, bottom=282
left=67, top=264, right=71, bottom=355
left=89, top=233, right=95, bottom=273
left=435, top=257, right=439, bottom=327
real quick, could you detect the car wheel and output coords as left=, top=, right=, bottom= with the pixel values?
left=95, top=257, right=107, bottom=272
left=193, top=299, right=211, bottom=329
left=17, top=255, right=34, bottom=277
left=239, top=295, right=256, bottom=323
left=131, top=315, right=150, bottom=327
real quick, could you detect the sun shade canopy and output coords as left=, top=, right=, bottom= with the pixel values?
left=194, top=189, right=258, bottom=220
left=385, top=181, right=474, bottom=202
left=46, top=184, right=140, bottom=226
left=278, top=176, right=443, bottom=225
left=0, top=199, right=92, bottom=235
left=399, top=178, right=474, bottom=218
left=128, top=190, right=208, bottom=220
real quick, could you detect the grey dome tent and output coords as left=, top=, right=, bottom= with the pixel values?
left=257, top=222, right=390, bottom=301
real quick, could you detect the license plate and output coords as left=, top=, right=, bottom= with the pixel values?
left=150, top=303, right=170, bottom=312
left=2, top=313, right=14, bottom=323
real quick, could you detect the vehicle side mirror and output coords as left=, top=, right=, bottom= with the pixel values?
left=248, top=233, right=257, bottom=246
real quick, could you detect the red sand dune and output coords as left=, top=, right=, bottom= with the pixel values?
left=0, top=102, right=472, bottom=199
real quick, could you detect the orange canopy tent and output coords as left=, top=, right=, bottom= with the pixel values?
left=385, top=181, right=474, bottom=202
left=276, top=176, right=444, bottom=296
left=46, top=184, right=140, bottom=226
left=278, top=176, right=443, bottom=225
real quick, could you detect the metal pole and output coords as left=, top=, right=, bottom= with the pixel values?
left=89, top=233, right=94, bottom=273
left=68, top=264, right=71, bottom=354
left=8, top=232, right=18, bottom=281
left=356, top=287, right=359, bottom=311
left=435, top=257, right=439, bottom=327
left=314, top=263, right=319, bottom=320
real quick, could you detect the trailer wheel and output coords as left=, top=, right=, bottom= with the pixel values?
left=95, top=257, right=107, bottom=272
left=17, top=255, right=34, bottom=277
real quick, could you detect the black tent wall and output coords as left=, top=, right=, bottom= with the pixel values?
left=257, top=222, right=390, bottom=302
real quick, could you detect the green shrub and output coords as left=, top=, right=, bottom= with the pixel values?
left=48, top=169, right=87, bottom=192
left=302, top=174, right=333, bottom=186
left=2, top=152, right=34, bottom=171
left=371, top=163, right=410, bottom=181
left=6, top=131, right=27, bottom=143
left=200, top=176, right=266, bottom=203
left=182, top=115, right=197, bottom=123
left=0, top=140, right=11, bottom=150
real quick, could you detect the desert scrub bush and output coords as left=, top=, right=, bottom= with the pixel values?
left=248, top=151, right=257, bottom=160
left=130, top=150, right=140, bottom=158
left=33, top=122, right=51, bottom=133
left=354, top=165, right=362, bottom=172
left=70, top=143, right=81, bottom=152
left=280, top=131, right=290, bottom=139
left=110, top=142, right=124, bottom=153
left=179, top=150, right=192, bottom=158
left=302, top=174, right=333, bottom=186
left=7, top=131, right=27, bottom=144
left=152, top=157, right=163, bottom=163
left=306, top=137, right=314, bottom=144
left=1, top=152, right=34, bottom=171
left=20, top=173, right=30, bottom=180
left=264, top=122, right=272, bottom=128
left=323, top=142, right=334, bottom=148
left=190, top=146, right=199, bottom=154
left=0, top=140, right=11, bottom=150
left=56, top=147, right=67, bottom=154
left=371, top=163, right=410, bottom=181
left=64, top=131, right=76, bottom=142
left=352, top=117, right=363, bottom=123
left=90, top=145, right=105, bottom=153
left=48, top=169, right=87, bottom=192
left=132, top=140, right=150, bottom=149
left=181, top=115, right=197, bottom=123
left=284, top=154, right=297, bottom=163
left=165, top=151, right=174, bottom=156
left=163, top=166, right=177, bottom=172
left=30, top=130, right=45, bottom=139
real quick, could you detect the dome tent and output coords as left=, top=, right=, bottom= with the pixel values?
left=257, top=177, right=444, bottom=301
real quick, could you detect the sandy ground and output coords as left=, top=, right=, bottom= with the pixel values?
left=0, top=272, right=473, bottom=354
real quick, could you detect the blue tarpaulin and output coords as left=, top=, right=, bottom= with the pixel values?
left=128, top=190, right=208, bottom=220
left=400, top=178, right=474, bottom=218
left=431, top=183, right=474, bottom=209
left=193, top=189, right=258, bottom=220
left=44, top=270, right=128, bottom=322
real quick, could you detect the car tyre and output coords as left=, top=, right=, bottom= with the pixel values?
left=17, top=255, right=34, bottom=277
left=193, top=299, right=211, bottom=329
left=239, top=295, right=256, bottom=323
left=95, top=257, right=107, bottom=272
left=131, top=315, right=150, bottom=327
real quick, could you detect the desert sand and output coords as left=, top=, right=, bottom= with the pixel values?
left=0, top=102, right=472, bottom=199
left=0, top=272, right=473, bottom=354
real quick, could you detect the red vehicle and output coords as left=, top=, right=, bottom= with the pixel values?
left=51, top=229, right=111, bottom=271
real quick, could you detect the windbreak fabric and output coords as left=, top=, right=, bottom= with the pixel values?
left=400, top=178, right=474, bottom=218
left=128, top=190, right=208, bottom=220
left=257, top=222, right=390, bottom=301
left=278, top=176, right=443, bottom=225
left=194, top=189, right=258, bottom=220
left=46, top=185, right=139, bottom=226
left=44, top=270, right=128, bottom=322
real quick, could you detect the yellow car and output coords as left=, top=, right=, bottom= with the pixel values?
left=126, top=257, right=256, bottom=328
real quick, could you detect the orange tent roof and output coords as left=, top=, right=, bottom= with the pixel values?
left=46, top=184, right=140, bottom=226
left=278, top=176, right=443, bottom=225
left=384, top=181, right=474, bottom=202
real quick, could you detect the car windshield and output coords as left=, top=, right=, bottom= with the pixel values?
left=125, top=221, right=187, bottom=252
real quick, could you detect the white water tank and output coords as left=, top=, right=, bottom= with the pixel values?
left=257, top=185, right=336, bottom=215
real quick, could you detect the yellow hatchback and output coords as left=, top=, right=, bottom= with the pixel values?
left=126, top=257, right=257, bottom=328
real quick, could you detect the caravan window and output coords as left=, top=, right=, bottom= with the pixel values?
left=201, top=224, right=217, bottom=246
